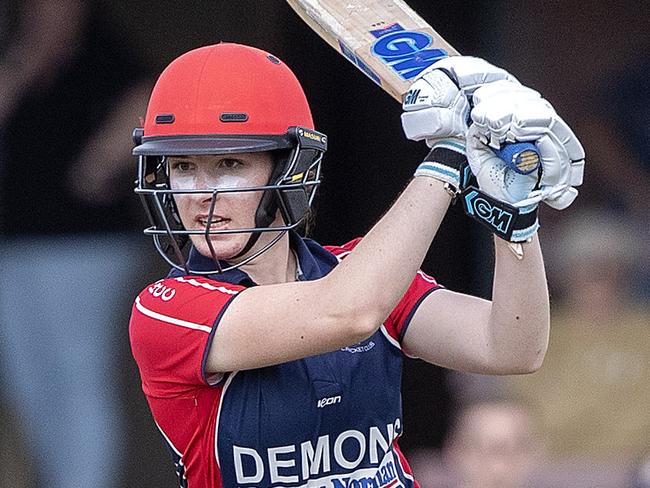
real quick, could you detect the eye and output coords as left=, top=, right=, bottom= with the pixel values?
left=170, top=160, right=194, bottom=172
left=218, top=158, right=243, bottom=170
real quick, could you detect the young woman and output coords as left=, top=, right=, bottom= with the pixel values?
left=130, top=43, right=584, bottom=487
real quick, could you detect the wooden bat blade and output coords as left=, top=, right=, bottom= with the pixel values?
left=286, top=0, right=459, bottom=102
left=287, top=0, right=541, bottom=175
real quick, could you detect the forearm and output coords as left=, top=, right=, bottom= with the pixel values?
left=323, top=176, right=451, bottom=330
left=488, top=236, right=550, bottom=372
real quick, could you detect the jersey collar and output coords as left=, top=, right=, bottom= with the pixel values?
left=168, top=231, right=339, bottom=285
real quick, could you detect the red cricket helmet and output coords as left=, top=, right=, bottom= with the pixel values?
left=133, top=43, right=327, bottom=275
left=135, top=42, right=315, bottom=155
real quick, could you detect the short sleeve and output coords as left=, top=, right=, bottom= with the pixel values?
left=384, top=270, right=442, bottom=343
left=324, top=238, right=443, bottom=345
left=324, top=237, right=363, bottom=259
left=129, top=276, right=244, bottom=397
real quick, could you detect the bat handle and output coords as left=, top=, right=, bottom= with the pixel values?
left=493, top=141, right=541, bottom=175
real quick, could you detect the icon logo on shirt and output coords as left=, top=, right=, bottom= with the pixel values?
left=317, top=395, right=342, bottom=408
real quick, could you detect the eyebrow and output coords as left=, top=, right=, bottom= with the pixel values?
left=168, top=156, right=245, bottom=162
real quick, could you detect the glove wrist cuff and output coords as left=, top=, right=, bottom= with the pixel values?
left=414, top=142, right=467, bottom=189
left=460, top=186, right=539, bottom=242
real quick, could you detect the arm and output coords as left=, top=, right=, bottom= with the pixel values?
left=206, top=177, right=452, bottom=372
left=402, top=235, right=549, bottom=374
left=399, top=59, right=581, bottom=375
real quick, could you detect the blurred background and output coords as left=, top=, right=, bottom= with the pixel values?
left=0, top=0, right=648, bottom=487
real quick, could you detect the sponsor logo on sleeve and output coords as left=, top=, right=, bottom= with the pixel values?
left=148, top=280, right=176, bottom=301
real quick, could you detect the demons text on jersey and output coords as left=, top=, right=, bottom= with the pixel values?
left=231, top=419, right=406, bottom=487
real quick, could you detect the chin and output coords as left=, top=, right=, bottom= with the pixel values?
left=191, top=235, right=248, bottom=262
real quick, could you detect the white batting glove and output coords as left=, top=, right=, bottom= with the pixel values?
left=401, top=56, right=519, bottom=145
left=469, top=80, right=585, bottom=210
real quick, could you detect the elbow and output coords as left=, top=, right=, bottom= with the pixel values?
left=520, top=319, right=551, bottom=373
left=527, top=347, right=548, bottom=372
left=315, top=275, right=394, bottom=346
left=482, top=337, right=548, bottom=375
left=340, top=307, right=385, bottom=344
left=509, top=355, right=544, bottom=374
left=323, top=299, right=386, bottom=346
left=499, top=345, right=548, bottom=375
left=524, top=346, right=548, bottom=373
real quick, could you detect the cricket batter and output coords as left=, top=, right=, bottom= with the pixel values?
left=129, top=43, right=584, bottom=487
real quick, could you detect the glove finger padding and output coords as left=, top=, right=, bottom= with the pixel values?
left=401, top=56, right=520, bottom=146
left=471, top=82, right=547, bottom=147
left=401, top=71, right=469, bottom=142
left=542, top=185, right=579, bottom=210
left=471, top=81, right=585, bottom=210
left=535, top=132, right=570, bottom=186
left=509, top=107, right=584, bottom=210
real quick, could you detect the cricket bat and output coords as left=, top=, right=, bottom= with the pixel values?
left=285, top=0, right=540, bottom=174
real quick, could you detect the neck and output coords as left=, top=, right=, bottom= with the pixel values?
left=238, top=231, right=297, bottom=285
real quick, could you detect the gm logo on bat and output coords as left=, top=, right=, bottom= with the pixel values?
left=370, top=23, right=448, bottom=80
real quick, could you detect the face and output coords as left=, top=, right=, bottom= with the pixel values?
left=168, top=152, right=275, bottom=261
left=447, top=404, right=540, bottom=488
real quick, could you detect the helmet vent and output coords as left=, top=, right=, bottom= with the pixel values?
left=267, top=54, right=281, bottom=64
left=219, top=112, right=249, bottom=123
left=155, top=114, right=175, bottom=124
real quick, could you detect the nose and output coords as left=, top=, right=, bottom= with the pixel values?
left=201, top=188, right=220, bottom=206
left=185, top=170, right=221, bottom=204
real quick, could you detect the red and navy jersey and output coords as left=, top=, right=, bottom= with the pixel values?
left=129, top=233, right=441, bottom=487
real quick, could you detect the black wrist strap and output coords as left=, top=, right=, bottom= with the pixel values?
left=416, top=146, right=469, bottom=191
left=424, top=146, right=467, bottom=171
left=460, top=186, right=539, bottom=242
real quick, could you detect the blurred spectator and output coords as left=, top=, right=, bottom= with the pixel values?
left=410, top=397, right=635, bottom=488
left=444, top=400, right=542, bottom=488
left=506, top=210, right=650, bottom=463
left=0, top=0, right=154, bottom=486
left=409, top=399, right=544, bottom=488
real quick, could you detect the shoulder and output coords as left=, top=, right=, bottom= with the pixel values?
left=132, top=276, right=246, bottom=330
left=138, top=275, right=245, bottom=303
left=130, top=276, right=245, bottom=389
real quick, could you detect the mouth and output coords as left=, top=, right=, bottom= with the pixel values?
left=195, top=215, right=231, bottom=230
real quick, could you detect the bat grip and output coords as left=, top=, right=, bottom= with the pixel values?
left=493, top=141, right=541, bottom=175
